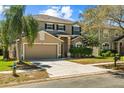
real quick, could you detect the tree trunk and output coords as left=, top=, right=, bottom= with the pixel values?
left=3, top=46, right=9, bottom=60
left=17, top=38, right=23, bottom=63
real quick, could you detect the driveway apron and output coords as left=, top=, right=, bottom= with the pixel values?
left=32, top=60, right=110, bottom=77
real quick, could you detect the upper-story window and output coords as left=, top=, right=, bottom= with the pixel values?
left=114, top=31, right=119, bottom=37
left=72, top=25, right=81, bottom=35
left=57, top=24, right=65, bottom=31
left=45, top=23, right=54, bottom=31
left=103, top=30, right=109, bottom=38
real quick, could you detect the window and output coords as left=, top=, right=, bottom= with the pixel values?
left=72, top=25, right=81, bottom=35
left=57, top=24, right=65, bottom=31
left=114, top=31, right=119, bottom=37
left=45, top=23, right=54, bottom=31
left=103, top=30, right=109, bottom=38
left=102, top=42, right=110, bottom=50
left=75, top=42, right=82, bottom=47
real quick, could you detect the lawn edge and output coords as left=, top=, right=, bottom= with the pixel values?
left=1, top=70, right=110, bottom=88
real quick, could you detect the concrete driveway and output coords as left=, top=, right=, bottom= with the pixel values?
left=32, top=60, right=110, bottom=77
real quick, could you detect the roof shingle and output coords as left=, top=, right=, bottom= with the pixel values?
left=33, top=14, right=73, bottom=24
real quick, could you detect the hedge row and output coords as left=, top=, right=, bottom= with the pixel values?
left=69, top=47, right=93, bottom=58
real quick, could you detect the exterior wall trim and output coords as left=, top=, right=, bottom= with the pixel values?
left=23, top=43, right=60, bottom=60
left=71, top=35, right=82, bottom=42
left=58, top=35, right=71, bottom=37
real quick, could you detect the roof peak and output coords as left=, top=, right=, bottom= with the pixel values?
left=33, top=14, right=73, bottom=24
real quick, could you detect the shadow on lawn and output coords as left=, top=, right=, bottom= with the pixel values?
left=16, top=62, right=52, bottom=71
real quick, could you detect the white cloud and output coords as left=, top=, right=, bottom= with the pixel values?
left=0, top=5, right=10, bottom=14
left=0, top=6, right=4, bottom=13
left=39, top=6, right=73, bottom=20
left=61, top=6, right=73, bottom=19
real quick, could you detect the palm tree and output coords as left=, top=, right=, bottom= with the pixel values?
left=3, top=5, right=38, bottom=63
left=0, top=20, right=10, bottom=60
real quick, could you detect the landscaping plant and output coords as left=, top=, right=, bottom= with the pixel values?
left=69, top=46, right=93, bottom=58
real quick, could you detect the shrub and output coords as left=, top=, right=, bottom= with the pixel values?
left=70, top=46, right=93, bottom=58
left=82, top=47, right=93, bottom=56
left=0, top=49, right=3, bottom=55
left=100, top=49, right=118, bottom=57
left=69, top=47, right=79, bottom=57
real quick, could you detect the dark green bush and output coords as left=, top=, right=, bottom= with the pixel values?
left=69, top=46, right=93, bottom=58
left=69, top=47, right=79, bottom=57
left=100, top=49, right=118, bottom=57
left=0, top=49, right=3, bottom=55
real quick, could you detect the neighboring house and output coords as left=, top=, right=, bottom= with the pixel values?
left=98, top=26, right=124, bottom=55
left=9, top=14, right=83, bottom=60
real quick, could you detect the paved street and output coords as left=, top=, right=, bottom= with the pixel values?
left=11, top=72, right=124, bottom=88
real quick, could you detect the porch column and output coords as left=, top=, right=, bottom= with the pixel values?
left=58, top=43, right=62, bottom=58
left=117, top=42, right=120, bottom=54
left=67, top=36, right=71, bottom=57
left=16, top=40, right=19, bottom=60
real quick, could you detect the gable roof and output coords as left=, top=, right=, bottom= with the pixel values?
left=71, top=35, right=83, bottom=41
left=114, top=35, right=124, bottom=41
left=33, top=14, right=73, bottom=24
left=39, top=31, right=64, bottom=42
left=47, top=31, right=70, bottom=36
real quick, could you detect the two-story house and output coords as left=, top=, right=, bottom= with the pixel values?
left=98, top=26, right=124, bottom=55
left=9, top=14, right=83, bottom=60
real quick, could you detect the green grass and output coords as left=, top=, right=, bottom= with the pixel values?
left=0, top=56, right=31, bottom=71
left=0, top=56, right=13, bottom=71
left=68, top=56, right=124, bottom=64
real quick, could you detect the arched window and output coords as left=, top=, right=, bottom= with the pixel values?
left=102, top=42, right=110, bottom=50
left=75, top=42, right=82, bottom=47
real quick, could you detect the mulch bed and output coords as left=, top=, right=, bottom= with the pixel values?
left=0, top=70, right=49, bottom=87
left=16, top=62, right=39, bottom=70
left=0, top=62, right=49, bottom=87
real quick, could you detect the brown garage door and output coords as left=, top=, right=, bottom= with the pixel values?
left=24, top=44, right=57, bottom=60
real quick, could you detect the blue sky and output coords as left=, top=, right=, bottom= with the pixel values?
left=0, top=5, right=95, bottom=21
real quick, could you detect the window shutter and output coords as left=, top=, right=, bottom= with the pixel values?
left=56, top=25, right=58, bottom=30
left=45, top=24, right=47, bottom=29
left=72, top=26, right=74, bottom=34
left=64, top=25, right=65, bottom=31
left=53, top=24, right=54, bottom=30
left=79, top=27, right=81, bottom=35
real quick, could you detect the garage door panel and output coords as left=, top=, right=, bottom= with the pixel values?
left=25, top=44, right=57, bottom=60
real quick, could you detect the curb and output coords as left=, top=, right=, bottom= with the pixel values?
left=1, top=70, right=110, bottom=88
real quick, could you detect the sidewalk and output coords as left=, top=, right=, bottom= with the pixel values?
left=0, top=69, right=37, bottom=74
left=90, top=61, right=124, bottom=66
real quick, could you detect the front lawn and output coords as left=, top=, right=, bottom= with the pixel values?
left=0, top=56, right=31, bottom=71
left=68, top=56, right=124, bottom=64
left=0, top=56, right=13, bottom=71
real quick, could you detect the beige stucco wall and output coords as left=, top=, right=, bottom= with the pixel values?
left=16, top=31, right=63, bottom=60
left=38, top=21, right=74, bottom=35
left=22, top=31, right=63, bottom=44
left=71, top=37, right=83, bottom=46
